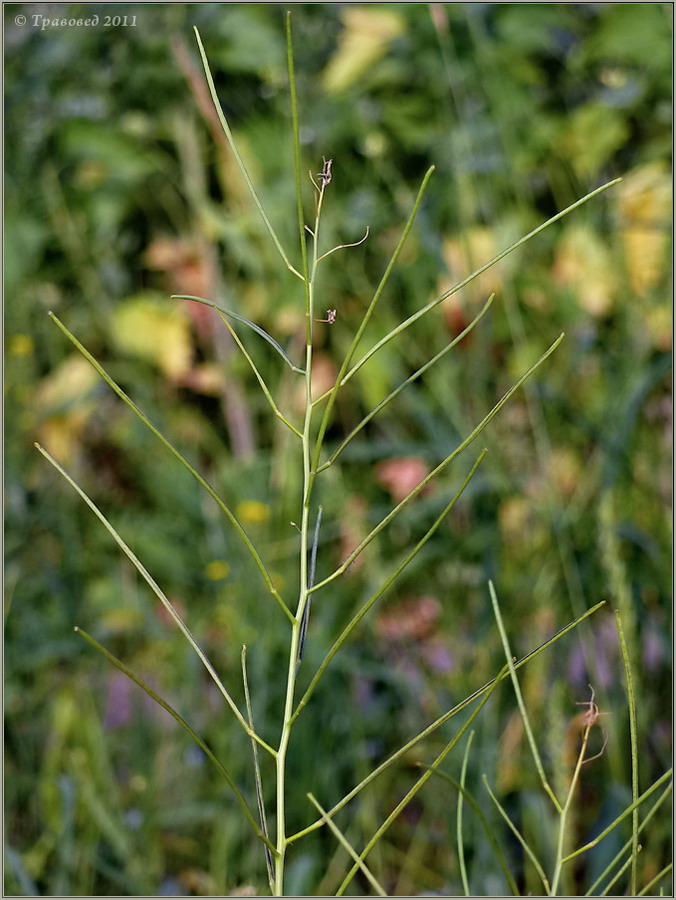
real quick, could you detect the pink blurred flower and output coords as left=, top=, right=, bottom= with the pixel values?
left=375, top=457, right=431, bottom=503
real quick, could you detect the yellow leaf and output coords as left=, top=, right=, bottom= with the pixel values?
left=617, top=162, right=672, bottom=298
left=553, top=225, right=617, bottom=316
left=36, top=355, right=99, bottom=462
left=36, top=355, right=99, bottom=411
left=322, top=9, right=404, bottom=94
left=37, top=412, right=92, bottom=464
left=111, top=293, right=192, bottom=379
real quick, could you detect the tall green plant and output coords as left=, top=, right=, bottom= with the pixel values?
left=36, top=15, right=664, bottom=897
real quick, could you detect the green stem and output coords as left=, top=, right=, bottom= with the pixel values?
left=616, top=610, right=640, bottom=895
left=217, top=311, right=303, bottom=438
left=599, top=847, right=642, bottom=897
left=585, top=783, right=672, bottom=896
left=637, top=863, right=673, bottom=897
left=422, top=766, right=518, bottom=895
left=242, top=645, right=275, bottom=890
left=307, top=794, right=387, bottom=897
left=274, top=133, right=327, bottom=894
left=308, top=165, right=435, bottom=486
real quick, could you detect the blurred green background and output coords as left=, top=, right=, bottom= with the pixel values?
left=5, top=3, right=672, bottom=896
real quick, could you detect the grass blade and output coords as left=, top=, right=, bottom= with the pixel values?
left=48, top=312, right=294, bottom=624
left=343, top=179, right=621, bottom=382
left=489, top=580, right=562, bottom=813
left=242, top=646, right=275, bottom=890
left=285, top=12, right=311, bottom=315
left=483, top=775, right=551, bottom=894
left=36, top=442, right=276, bottom=758
left=293, top=450, right=487, bottom=722
left=172, top=294, right=305, bottom=374
left=193, top=27, right=302, bottom=280
left=422, top=766, right=518, bottom=896
left=335, top=665, right=508, bottom=896
left=74, top=627, right=276, bottom=854
left=457, top=732, right=473, bottom=896
left=287, top=600, right=605, bottom=844
left=307, top=793, right=387, bottom=897
left=616, top=610, right=640, bottom=895
left=310, top=333, right=564, bottom=594
left=317, top=294, right=494, bottom=473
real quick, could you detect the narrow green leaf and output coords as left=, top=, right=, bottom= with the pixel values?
left=172, top=294, right=305, bottom=374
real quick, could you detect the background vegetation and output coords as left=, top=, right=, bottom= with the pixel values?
left=5, top=3, right=672, bottom=896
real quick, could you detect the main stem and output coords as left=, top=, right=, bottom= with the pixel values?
left=274, top=182, right=325, bottom=895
